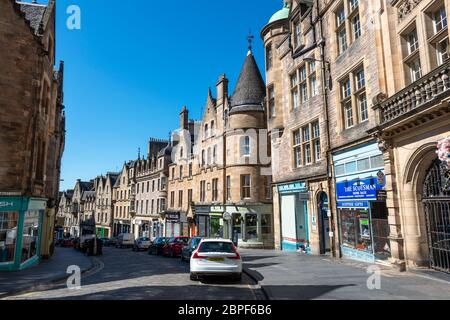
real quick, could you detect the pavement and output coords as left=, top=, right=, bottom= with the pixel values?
left=240, top=249, right=450, bottom=300
left=2, top=247, right=263, bottom=300
left=2, top=247, right=450, bottom=300
left=0, top=247, right=94, bottom=298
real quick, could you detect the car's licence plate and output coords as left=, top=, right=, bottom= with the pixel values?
left=208, top=257, right=225, bottom=262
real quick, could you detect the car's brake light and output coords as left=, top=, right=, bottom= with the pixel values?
left=192, top=251, right=206, bottom=259
left=228, top=245, right=241, bottom=260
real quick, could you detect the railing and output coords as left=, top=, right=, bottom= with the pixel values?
left=377, top=61, right=450, bottom=126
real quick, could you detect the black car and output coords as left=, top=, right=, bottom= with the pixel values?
left=180, top=237, right=203, bottom=262
left=148, top=237, right=168, bottom=255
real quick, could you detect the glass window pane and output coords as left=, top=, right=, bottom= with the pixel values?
left=335, top=164, right=345, bottom=176
left=370, top=155, right=384, bottom=168
left=357, top=158, right=370, bottom=171
left=21, top=211, right=40, bottom=263
left=0, top=212, right=19, bottom=264
left=345, top=161, right=357, bottom=174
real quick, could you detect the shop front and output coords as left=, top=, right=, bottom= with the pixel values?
left=0, top=196, right=45, bottom=272
left=333, top=143, right=391, bottom=263
left=96, top=227, right=110, bottom=238
left=194, top=205, right=273, bottom=249
left=113, top=220, right=131, bottom=237
left=278, top=182, right=310, bottom=252
left=165, top=212, right=181, bottom=237
left=151, top=219, right=164, bottom=239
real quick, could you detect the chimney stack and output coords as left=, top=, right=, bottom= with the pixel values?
left=180, top=106, right=189, bottom=130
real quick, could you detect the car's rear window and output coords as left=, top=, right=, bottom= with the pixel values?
left=198, top=242, right=234, bottom=253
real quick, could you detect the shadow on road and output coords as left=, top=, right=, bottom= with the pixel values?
left=262, top=284, right=356, bottom=300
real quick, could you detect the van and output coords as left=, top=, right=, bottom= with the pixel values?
left=116, top=233, right=135, bottom=248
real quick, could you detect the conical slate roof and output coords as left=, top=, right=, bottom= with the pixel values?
left=230, top=51, right=266, bottom=114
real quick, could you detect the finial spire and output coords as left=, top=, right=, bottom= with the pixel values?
left=247, top=30, right=254, bottom=55
left=138, top=147, right=141, bottom=160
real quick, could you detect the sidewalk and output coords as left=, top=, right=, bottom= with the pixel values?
left=0, top=247, right=93, bottom=298
left=241, top=249, right=450, bottom=300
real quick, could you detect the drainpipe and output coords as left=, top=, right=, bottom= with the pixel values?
left=316, top=0, right=337, bottom=258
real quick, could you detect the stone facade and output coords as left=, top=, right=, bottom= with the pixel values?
left=0, top=0, right=65, bottom=268
left=93, top=173, right=119, bottom=238
left=129, top=138, right=171, bottom=240
left=167, top=51, right=274, bottom=248
left=112, top=163, right=133, bottom=236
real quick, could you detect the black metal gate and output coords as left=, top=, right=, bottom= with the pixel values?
left=422, top=159, right=450, bottom=273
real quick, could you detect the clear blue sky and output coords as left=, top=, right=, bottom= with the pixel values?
left=54, top=0, right=281, bottom=190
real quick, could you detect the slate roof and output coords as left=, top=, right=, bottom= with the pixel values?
left=158, top=143, right=173, bottom=157
left=81, top=191, right=96, bottom=201
left=16, top=1, right=47, bottom=35
left=79, top=181, right=94, bottom=192
left=230, top=51, right=266, bottom=114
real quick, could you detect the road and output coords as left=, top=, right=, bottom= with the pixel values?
left=4, top=247, right=264, bottom=300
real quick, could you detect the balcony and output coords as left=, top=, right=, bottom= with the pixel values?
left=373, top=60, right=450, bottom=132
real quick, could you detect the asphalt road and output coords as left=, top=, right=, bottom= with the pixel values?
left=4, top=247, right=264, bottom=300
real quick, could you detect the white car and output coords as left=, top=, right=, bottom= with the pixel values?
left=116, top=233, right=134, bottom=248
left=133, top=237, right=151, bottom=251
left=190, top=239, right=242, bottom=281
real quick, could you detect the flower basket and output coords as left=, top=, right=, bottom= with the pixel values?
left=437, top=137, right=450, bottom=167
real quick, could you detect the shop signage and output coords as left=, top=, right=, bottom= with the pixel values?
left=337, top=201, right=370, bottom=209
left=165, top=212, right=180, bottom=221
left=336, top=178, right=384, bottom=201
left=278, top=182, right=307, bottom=194
left=0, top=198, right=22, bottom=211
left=376, top=190, right=387, bottom=201
left=0, top=201, right=14, bottom=209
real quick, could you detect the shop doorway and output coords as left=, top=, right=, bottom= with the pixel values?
left=318, top=192, right=330, bottom=254
left=296, top=198, right=309, bottom=252
left=422, top=159, right=450, bottom=273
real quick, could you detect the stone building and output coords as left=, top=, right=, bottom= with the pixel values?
left=367, top=0, right=450, bottom=273
left=167, top=49, right=273, bottom=248
left=56, top=190, right=74, bottom=236
left=112, top=163, right=133, bottom=236
left=93, top=173, right=119, bottom=238
left=130, top=139, right=171, bottom=240
left=261, top=0, right=333, bottom=254
left=0, top=0, right=65, bottom=271
left=71, top=179, right=95, bottom=237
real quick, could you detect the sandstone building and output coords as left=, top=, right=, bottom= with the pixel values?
left=262, top=0, right=450, bottom=274
left=167, top=50, right=274, bottom=248
left=0, top=0, right=65, bottom=271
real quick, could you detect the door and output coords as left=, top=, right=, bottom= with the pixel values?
left=318, top=192, right=331, bottom=254
left=281, top=195, right=297, bottom=251
left=423, top=160, right=450, bottom=273
left=296, top=198, right=308, bottom=251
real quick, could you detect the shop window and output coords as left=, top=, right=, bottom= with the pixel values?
left=245, top=214, right=258, bottom=240
left=21, top=211, right=40, bottom=263
left=0, top=212, right=19, bottom=264
left=339, top=208, right=373, bottom=253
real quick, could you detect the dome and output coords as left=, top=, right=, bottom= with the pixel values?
left=268, top=1, right=290, bottom=24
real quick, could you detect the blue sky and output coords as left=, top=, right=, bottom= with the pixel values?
left=53, top=0, right=281, bottom=190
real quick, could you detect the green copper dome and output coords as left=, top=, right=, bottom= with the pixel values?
left=268, top=1, right=290, bottom=24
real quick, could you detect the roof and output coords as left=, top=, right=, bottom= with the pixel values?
left=79, top=181, right=94, bottom=192
left=16, top=1, right=47, bottom=35
left=158, top=143, right=173, bottom=157
left=268, top=1, right=290, bottom=24
left=229, top=51, right=266, bottom=114
left=81, top=191, right=96, bottom=201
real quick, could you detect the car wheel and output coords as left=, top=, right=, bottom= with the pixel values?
left=190, top=273, right=198, bottom=281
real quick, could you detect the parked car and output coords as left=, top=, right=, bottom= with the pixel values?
left=190, top=239, right=242, bottom=281
left=60, top=238, right=75, bottom=248
left=104, top=237, right=117, bottom=247
left=133, top=237, right=151, bottom=251
left=99, top=237, right=109, bottom=245
left=116, top=233, right=135, bottom=248
left=181, top=237, right=203, bottom=262
left=162, top=237, right=190, bottom=258
left=148, top=237, right=168, bottom=255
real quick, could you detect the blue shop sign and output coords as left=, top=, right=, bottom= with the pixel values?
left=278, top=182, right=307, bottom=194
left=336, top=178, right=384, bottom=201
